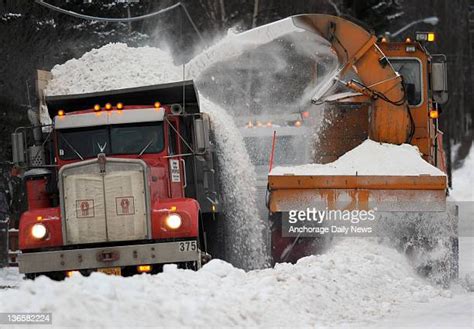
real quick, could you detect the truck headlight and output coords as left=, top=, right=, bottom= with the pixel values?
left=31, top=223, right=47, bottom=239
left=165, top=214, right=182, bottom=230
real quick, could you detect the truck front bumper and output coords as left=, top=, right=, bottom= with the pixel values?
left=18, top=240, right=200, bottom=274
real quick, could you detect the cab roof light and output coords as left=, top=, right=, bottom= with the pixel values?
left=154, top=101, right=161, bottom=109
left=405, top=37, right=412, bottom=43
left=105, top=103, right=112, bottom=110
left=415, top=32, right=436, bottom=42
left=116, top=102, right=124, bottom=110
left=94, top=104, right=101, bottom=112
left=58, top=110, right=64, bottom=117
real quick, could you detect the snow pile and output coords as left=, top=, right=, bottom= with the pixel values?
left=271, top=139, right=446, bottom=176
left=451, top=145, right=474, bottom=201
left=0, top=267, right=22, bottom=288
left=0, top=239, right=444, bottom=328
left=45, top=43, right=182, bottom=95
left=450, top=145, right=474, bottom=291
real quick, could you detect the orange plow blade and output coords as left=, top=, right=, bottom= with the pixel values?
left=267, top=173, right=458, bottom=285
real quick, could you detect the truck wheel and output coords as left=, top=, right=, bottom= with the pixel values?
left=25, top=272, right=65, bottom=281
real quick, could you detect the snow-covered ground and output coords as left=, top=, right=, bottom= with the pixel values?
left=383, top=144, right=474, bottom=329
left=0, top=150, right=472, bottom=327
left=0, top=238, right=464, bottom=328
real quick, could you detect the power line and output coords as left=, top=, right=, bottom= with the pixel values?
left=35, top=0, right=205, bottom=44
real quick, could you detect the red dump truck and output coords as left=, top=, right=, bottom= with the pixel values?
left=11, top=81, right=222, bottom=279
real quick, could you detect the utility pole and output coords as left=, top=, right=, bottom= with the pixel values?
left=252, top=0, right=259, bottom=28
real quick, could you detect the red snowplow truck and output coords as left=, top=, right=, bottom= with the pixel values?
left=12, top=81, right=221, bottom=279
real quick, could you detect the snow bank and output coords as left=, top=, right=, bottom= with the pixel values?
left=271, top=139, right=446, bottom=176
left=0, top=239, right=444, bottom=328
left=451, top=145, right=474, bottom=201
left=0, top=267, right=22, bottom=288
left=450, top=145, right=474, bottom=291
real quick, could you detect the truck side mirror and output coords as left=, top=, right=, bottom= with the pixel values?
left=431, top=55, right=448, bottom=104
left=194, top=115, right=210, bottom=153
left=11, top=132, right=25, bottom=164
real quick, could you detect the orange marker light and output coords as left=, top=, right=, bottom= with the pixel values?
left=154, top=102, right=161, bottom=109
left=105, top=103, right=112, bottom=110
left=66, top=271, right=79, bottom=278
left=429, top=110, right=439, bottom=119
left=405, top=37, right=412, bottom=43
left=58, top=110, right=64, bottom=117
left=36, top=216, right=43, bottom=221
left=94, top=104, right=101, bottom=111
left=116, top=102, right=124, bottom=110
left=295, top=120, right=302, bottom=127
left=138, top=265, right=152, bottom=273
left=170, top=206, right=177, bottom=212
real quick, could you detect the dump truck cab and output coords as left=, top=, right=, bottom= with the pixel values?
left=13, top=81, right=220, bottom=278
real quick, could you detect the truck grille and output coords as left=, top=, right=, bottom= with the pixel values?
left=59, top=158, right=149, bottom=245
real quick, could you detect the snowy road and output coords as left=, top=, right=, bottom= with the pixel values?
left=0, top=236, right=472, bottom=328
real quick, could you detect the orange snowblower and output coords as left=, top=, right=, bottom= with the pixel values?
left=243, top=14, right=457, bottom=283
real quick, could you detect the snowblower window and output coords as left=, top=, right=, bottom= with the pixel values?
left=58, top=122, right=164, bottom=160
left=389, top=58, right=423, bottom=106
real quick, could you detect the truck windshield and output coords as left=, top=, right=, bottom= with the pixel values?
left=57, top=122, right=165, bottom=160
left=389, top=58, right=422, bottom=106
